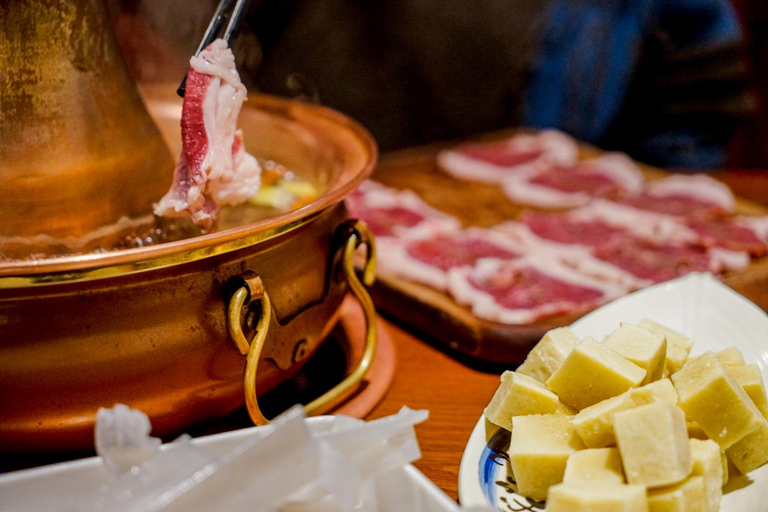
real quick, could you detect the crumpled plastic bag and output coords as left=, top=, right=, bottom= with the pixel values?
left=71, top=403, right=486, bottom=512
left=94, top=404, right=162, bottom=474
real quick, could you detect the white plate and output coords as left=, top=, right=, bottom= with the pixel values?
left=458, top=272, right=768, bottom=511
left=1, top=416, right=459, bottom=512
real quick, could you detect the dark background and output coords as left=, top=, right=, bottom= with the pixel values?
left=108, top=0, right=768, bottom=169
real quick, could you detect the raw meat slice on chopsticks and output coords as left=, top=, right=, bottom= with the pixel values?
left=376, top=227, right=528, bottom=290
left=436, top=130, right=579, bottom=183
left=447, top=256, right=627, bottom=324
left=501, top=153, right=644, bottom=208
left=591, top=237, right=748, bottom=284
left=345, top=180, right=460, bottom=239
left=621, top=174, right=735, bottom=218
left=154, top=39, right=261, bottom=229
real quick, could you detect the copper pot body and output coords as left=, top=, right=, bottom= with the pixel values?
left=0, top=92, right=377, bottom=454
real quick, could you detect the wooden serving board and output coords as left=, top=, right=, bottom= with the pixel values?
left=367, top=131, right=768, bottom=365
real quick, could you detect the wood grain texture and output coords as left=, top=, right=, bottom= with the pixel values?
left=368, top=133, right=768, bottom=365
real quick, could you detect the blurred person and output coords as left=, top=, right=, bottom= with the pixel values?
left=111, top=0, right=754, bottom=170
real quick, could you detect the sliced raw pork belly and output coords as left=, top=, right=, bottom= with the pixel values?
left=447, top=256, right=626, bottom=324
left=436, top=130, right=578, bottom=183
left=498, top=214, right=652, bottom=289
left=592, top=237, right=748, bottom=284
left=622, top=174, right=735, bottom=217
left=687, top=216, right=768, bottom=256
left=518, top=210, right=629, bottom=247
left=502, top=153, right=644, bottom=208
left=155, top=39, right=261, bottom=229
left=572, top=199, right=700, bottom=244
left=345, top=181, right=460, bottom=239
left=377, top=228, right=527, bottom=290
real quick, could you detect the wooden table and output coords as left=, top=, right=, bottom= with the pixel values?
left=362, top=317, right=502, bottom=502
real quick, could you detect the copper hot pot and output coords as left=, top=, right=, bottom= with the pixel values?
left=0, top=90, right=378, bottom=454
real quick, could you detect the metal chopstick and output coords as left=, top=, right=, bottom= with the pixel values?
left=222, top=0, right=249, bottom=45
left=177, top=0, right=250, bottom=97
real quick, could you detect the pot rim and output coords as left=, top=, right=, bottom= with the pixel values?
left=0, top=94, right=377, bottom=288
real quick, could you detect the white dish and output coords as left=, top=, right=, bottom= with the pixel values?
left=458, top=272, right=768, bottom=511
left=1, top=416, right=459, bottom=512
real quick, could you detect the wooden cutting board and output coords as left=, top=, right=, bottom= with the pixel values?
left=366, top=131, right=768, bottom=365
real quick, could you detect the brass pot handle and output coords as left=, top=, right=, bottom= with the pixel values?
left=226, top=219, right=377, bottom=425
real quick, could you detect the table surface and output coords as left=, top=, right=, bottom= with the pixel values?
left=363, top=317, right=501, bottom=502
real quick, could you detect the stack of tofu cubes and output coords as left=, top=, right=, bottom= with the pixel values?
left=484, top=319, right=768, bottom=511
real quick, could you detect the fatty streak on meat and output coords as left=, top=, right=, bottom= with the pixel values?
left=154, top=39, right=261, bottom=229
left=501, top=153, right=644, bottom=208
left=619, top=174, right=735, bottom=219
left=644, top=174, right=735, bottom=213
left=209, top=130, right=261, bottom=205
left=707, top=247, right=750, bottom=273
left=436, top=130, right=579, bottom=183
left=447, top=255, right=626, bottom=324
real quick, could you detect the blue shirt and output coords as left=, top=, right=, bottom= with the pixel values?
left=523, top=0, right=744, bottom=169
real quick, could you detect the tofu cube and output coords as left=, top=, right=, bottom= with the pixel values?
left=686, top=346, right=745, bottom=369
left=572, top=379, right=678, bottom=448
left=516, top=327, right=579, bottom=383
left=630, top=378, right=679, bottom=404
left=546, top=483, right=647, bottom=512
left=614, top=402, right=692, bottom=488
left=629, top=379, right=679, bottom=405
left=726, top=364, right=768, bottom=419
left=671, top=352, right=763, bottom=449
left=714, top=346, right=745, bottom=366
left=546, top=337, right=646, bottom=411
left=725, top=415, right=768, bottom=474
left=484, top=371, right=561, bottom=431
left=689, top=438, right=723, bottom=512
left=509, top=414, right=585, bottom=501
left=563, top=447, right=625, bottom=485
left=637, top=319, right=693, bottom=375
left=572, top=393, right=634, bottom=449
left=647, top=475, right=706, bottom=512
left=603, top=322, right=666, bottom=384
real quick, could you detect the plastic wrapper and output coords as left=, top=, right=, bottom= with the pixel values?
left=94, top=404, right=162, bottom=474
left=70, top=404, right=482, bottom=512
